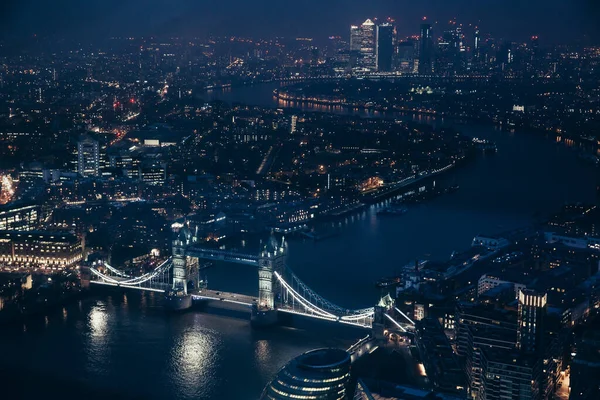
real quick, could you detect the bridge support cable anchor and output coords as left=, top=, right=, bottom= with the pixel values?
left=90, top=258, right=173, bottom=287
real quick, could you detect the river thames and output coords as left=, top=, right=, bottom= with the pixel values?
left=0, top=82, right=597, bottom=399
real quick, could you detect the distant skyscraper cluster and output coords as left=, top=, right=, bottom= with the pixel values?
left=345, top=16, right=543, bottom=76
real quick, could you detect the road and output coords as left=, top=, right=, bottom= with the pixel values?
left=554, top=373, right=570, bottom=400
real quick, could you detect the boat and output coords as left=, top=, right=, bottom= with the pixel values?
left=376, top=276, right=401, bottom=288
left=444, top=185, right=460, bottom=194
left=377, top=206, right=408, bottom=216
left=300, top=228, right=341, bottom=241
left=472, top=137, right=498, bottom=152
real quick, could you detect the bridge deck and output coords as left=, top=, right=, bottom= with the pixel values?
left=191, top=289, right=256, bottom=307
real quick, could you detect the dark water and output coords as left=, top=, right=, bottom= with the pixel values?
left=0, top=83, right=597, bottom=400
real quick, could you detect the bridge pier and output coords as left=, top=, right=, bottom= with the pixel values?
left=250, top=305, right=279, bottom=327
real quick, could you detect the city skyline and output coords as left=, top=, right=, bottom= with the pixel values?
left=1, top=0, right=600, bottom=44
left=1, top=2, right=600, bottom=399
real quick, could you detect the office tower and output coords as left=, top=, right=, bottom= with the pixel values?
left=139, top=161, right=167, bottom=186
left=530, top=36, right=539, bottom=54
left=77, top=137, right=100, bottom=177
left=517, top=289, right=547, bottom=355
left=570, top=329, right=600, bottom=399
left=455, top=303, right=518, bottom=397
left=497, top=42, right=514, bottom=70
left=350, top=19, right=376, bottom=70
left=290, top=115, right=297, bottom=133
left=376, top=23, right=394, bottom=72
left=261, top=348, right=351, bottom=399
left=396, top=40, right=415, bottom=72
left=419, top=21, right=434, bottom=74
left=478, top=348, right=541, bottom=400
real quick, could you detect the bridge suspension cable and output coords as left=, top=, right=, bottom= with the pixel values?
left=394, top=306, right=416, bottom=326
left=275, top=271, right=374, bottom=322
left=103, top=263, right=132, bottom=278
left=384, top=313, right=407, bottom=332
left=90, top=258, right=172, bottom=286
left=284, top=269, right=374, bottom=317
left=274, top=271, right=338, bottom=319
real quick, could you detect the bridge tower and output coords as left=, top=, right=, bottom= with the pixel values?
left=252, top=235, right=286, bottom=327
left=165, top=227, right=194, bottom=311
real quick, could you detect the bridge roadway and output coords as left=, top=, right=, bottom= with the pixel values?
left=191, top=289, right=374, bottom=329
left=191, top=289, right=256, bottom=307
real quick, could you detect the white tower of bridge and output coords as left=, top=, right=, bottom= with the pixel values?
left=257, top=235, right=286, bottom=310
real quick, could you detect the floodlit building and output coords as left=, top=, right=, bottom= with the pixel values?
left=0, top=230, right=82, bottom=269
left=0, top=202, right=39, bottom=231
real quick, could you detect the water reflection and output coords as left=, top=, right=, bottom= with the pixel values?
left=169, top=323, right=220, bottom=399
left=254, top=339, right=274, bottom=379
left=89, top=302, right=108, bottom=338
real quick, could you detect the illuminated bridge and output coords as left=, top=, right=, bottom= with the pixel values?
left=89, top=228, right=414, bottom=331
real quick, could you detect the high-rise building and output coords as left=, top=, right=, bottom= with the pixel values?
left=139, top=161, right=167, bottom=186
left=419, top=21, right=434, bottom=74
left=261, top=348, right=351, bottom=399
left=455, top=303, right=518, bottom=397
left=570, top=329, right=600, bottom=399
left=350, top=19, right=376, bottom=70
left=396, top=40, right=416, bottom=72
left=478, top=348, right=541, bottom=400
left=517, top=289, right=547, bottom=355
left=376, top=23, right=394, bottom=72
left=290, top=115, right=298, bottom=133
left=77, top=137, right=100, bottom=177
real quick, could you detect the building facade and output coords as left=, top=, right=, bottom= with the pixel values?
left=419, top=22, right=434, bottom=74
left=0, top=230, right=82, bottom=269
left=376, top=23, right=394, bottom=72
left=350, top=19, right=376, bottom=71
left=0, top=203, right=39, bottom=231
left=517, top=289, right=547, bottom=355
left=261, top=348, right=351, bottom=400
left=77, top=137, right=100, bottom=177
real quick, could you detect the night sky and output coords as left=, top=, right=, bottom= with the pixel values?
left=1, top=0, right=599, bottom=43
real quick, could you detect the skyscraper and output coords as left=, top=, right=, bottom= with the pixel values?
left=419, top=21, right=434, bottom=74
left=376, top=23, right=394, bottom=72
left=77, top=137, right=100, bottom=177
left=350, top=19, right=376, bottom=71
left=396, top=40, right=416, bottom=72
left=517, top=289, right=547, bottom=355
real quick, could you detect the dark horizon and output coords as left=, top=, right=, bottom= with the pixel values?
left=1, top=0, right=600, bottom=45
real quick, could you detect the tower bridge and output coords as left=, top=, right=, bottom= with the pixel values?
left=88, top=226, right=414, bottom=331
